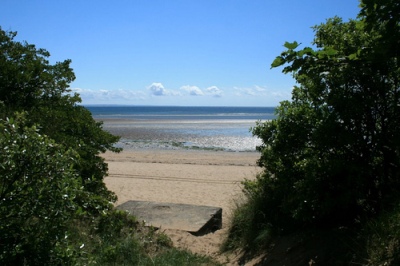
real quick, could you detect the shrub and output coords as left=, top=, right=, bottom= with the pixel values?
left=0, top=114, right=82, bottom=265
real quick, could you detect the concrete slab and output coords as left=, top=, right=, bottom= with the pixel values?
left=116, top=200, right=222, bottom=236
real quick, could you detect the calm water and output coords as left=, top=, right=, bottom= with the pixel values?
left=86, top=106, right=276, bottom=152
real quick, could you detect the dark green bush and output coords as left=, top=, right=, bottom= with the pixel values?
left=227, top=1, right=400, bottom=257
left=0, top=114, right=81, bottom=265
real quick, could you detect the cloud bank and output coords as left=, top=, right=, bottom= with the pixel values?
left=148, top=83, right=223, bottom=98
left=72, top=83, right=289, bottom=106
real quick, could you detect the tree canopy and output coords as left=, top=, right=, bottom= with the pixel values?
left=0, top=115, right=82, bottom=264
left=0, top=27, right=121, bottom=263
left=235, top=0, right=400, bottom=237
left=0, top=27, right=121, bottom=202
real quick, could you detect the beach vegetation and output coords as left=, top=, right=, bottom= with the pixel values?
left=226, top=0, right=400, bottom=264
left=0, top=114, right=82, bottom=264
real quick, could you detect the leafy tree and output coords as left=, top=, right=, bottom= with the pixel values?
left=241, top=0, right=400, bottom=238
left=360, top=0, right=400, bottom=59
left=0, top=27, right=122, bottom=263
left=0, top=27, right=121, bottom=205
left=0, top=114, right=81, bottom=264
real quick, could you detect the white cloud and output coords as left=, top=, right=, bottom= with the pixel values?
left=147, top=83, right=183, bottom=96
left=148, top=82, right=169, bottom=96
left=180, top=85, right=223, bottom=97
left=205, top=86, right=223, bottom=97
left=180, top=85, right=204, bottom=96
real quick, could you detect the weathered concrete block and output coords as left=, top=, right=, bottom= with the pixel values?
left=117, top=200, right=222, bottom=236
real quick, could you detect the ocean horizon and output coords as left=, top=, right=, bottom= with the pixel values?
left=86, top=105, right=276, bottom=152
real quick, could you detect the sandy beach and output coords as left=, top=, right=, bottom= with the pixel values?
left=103, top=149, right=262, bottom=264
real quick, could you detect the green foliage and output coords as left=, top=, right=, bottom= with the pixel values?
left=360, top=0, right=400, bottom=60
left=363, top=205, right=400, bottom=265
left=0, top=27, right=122, bottom=263
left=227, top=0, right=400, bottom=254
left=0, top=29, right=75, bottom=111
left=36, top=103, right=121, bottom=205
left=148, top=249, right=219, bottom=266
left=223, top=176, right=273, bottom=251
left=0, top=27, right=121, bottom=206
left=0, top=114, right=82, bottom=265
left=96, top=210, right=138, bottom=241
left=65, top=210, right=217, bottom=266
left=261, top=9, right=399, bottom=228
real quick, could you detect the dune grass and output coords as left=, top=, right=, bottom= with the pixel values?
left=63, top=209, right=221, bottom=266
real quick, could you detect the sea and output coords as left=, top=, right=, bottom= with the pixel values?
left=86, top=106, right=276, bottom=152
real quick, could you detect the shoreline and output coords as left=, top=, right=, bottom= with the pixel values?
left=97, top=115, right=263, bottom=152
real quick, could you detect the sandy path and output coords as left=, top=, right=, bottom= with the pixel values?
left=103, top=150, right=261, bottom=264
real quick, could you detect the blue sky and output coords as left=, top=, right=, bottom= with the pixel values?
left=1, top=0, right=360, bottom=106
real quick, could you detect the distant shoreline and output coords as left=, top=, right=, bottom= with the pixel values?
left=92, top=105, right=270, bottom=152
left=114, top=138, right=261, bottom=153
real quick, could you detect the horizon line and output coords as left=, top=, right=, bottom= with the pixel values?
left=81, top=104, right=278, bottom=108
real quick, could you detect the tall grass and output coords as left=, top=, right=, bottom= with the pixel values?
left=62, top=209, right=220, bottom=266
left=222, top=175, right=273, bottom=253
left=362, top=206, right=400, bottom=265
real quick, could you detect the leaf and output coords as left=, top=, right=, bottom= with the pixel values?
left=298, top=47, right=315, bottom=57
left=324, top=47, right=338, bottom=56
left=284, top=41, right=300, bottom=50
left=271, top=56, right=285, bottom=68
left=348, top=53, right=358, bottom=60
